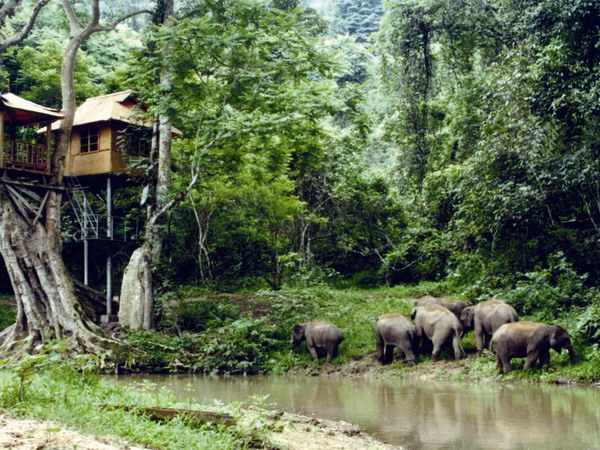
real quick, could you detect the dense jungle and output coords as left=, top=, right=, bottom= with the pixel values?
left=0, top=0, right=599, bottom=448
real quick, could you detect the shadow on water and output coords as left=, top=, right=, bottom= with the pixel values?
left=108, top=374, right=600, bottom=449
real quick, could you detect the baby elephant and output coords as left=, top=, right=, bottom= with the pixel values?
left=460, top=299, right=518, bottom=354
left=411, top=306, right=464, bottom=361
left=375, top=313, right=416, bottom=365
left=491, top=321, right=575, bottom=373
left=291, top=321, right=344, bottom=363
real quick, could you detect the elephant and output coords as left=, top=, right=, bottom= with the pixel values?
left=460, top=299, right=519, bottom=354
left=291, top=321, right=344, bottom=363
left=491, top=321, right=575, bottom=373
left=375, top=312, right=416, bottom=365
left=410, top=306, right=464, bottom=361
left=412, top=296, right=473, bottom=320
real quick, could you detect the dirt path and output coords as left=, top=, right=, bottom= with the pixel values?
left=0, top=414, right=145, bottom=449
left=0, top=412, right=399, bottom=449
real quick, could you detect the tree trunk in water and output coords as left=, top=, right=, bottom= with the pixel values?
left=0, top=194, right=108, bottom=357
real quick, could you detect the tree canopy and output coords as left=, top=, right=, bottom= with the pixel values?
left=0, top=0, right=597, bottom=339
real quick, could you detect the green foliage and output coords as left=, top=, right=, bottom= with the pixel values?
left=177, top=298, right=241, bottom=332
left=0, top=340, right=65, bottom=406
left=123, top=303, right=280, bottom=374
left=0, top=300, right=16, bottom=331
left=331, top=0, right=383, bottom=43
left=502, top=253, right=590, bottom=319
left=131, top=284, right=599, bottom=382
left=574, top=294, right=600, bottom=345
left=0, top=362, right=281, bottom=449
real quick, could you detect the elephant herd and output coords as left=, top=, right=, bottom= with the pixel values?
left=291, top=296, right=576, bottom=373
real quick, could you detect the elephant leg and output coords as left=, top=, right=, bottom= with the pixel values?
left=325, top=343, right=339, bottom=363
left=502, top=358, right=513, bottom=374
left=375, top=335, right=385, bottom=363
left=496, top=353, right=503, bottom=371
left=402, top=344, right=416, bottom=365
left=452, top=334, right=462, bottom=360
left=475, top=326, right=484, bottom=354
left=524, top=350, right=540, bottom=370
left=483, top=333, right=490, bottom=353
left=384, top=345, right=394, bottom=364
left=496, top=347, right=512, bottom=373
left=307, top=344, right=319, bottom=360
left=431, top=333, right=445, bottom=361
left=538, top=349, right=551, bottom=368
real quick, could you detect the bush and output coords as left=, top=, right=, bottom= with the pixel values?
left=502, top=253, right=589, bottom=318
left=574, top=292, right=600, bottom=345
left=0, top=299, right=16, bottom=331
left=177, top=298, right=240, bottom=332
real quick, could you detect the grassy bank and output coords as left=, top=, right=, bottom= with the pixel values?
left=121, top=283, right=600, bottom=384
left=0, top=358, right=281, bottom=449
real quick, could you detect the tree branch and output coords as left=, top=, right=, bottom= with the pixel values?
left=92, top=9, right=154, bottom=33
left=61, top=0, right=80, bottom=32
left=0, top=0, right=53, bottom=52
left=0, top=0, right=20, bottom=26
left=149, top=132, right=226, bottom=226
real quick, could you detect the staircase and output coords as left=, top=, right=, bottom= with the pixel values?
left=65, top=176, right=100, bottom=239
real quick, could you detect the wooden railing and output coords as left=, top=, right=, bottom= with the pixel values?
left=1, top=139, right=51, bottom=174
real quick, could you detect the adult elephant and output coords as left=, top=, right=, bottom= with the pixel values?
left=291, top=321, right=344, bottom=363
left=375, top=312, right=416, bottom=365
left=460, top=299, right=518, bottom=354
left=491, top=322, right=575, bottom=373
left=411, top=306, right=464, bottom=361
left=412, top=296, right=473, bottom=320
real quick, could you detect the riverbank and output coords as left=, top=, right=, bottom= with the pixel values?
left=0, top=363, right=400, bottom=449
left=124, top=285, right=599, bottom=384
left=0, top=411, right=398, bottom=449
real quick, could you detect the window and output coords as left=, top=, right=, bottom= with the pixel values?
left=118, top=125, right=151, bottom=156
left=80, top=128, right=99, bottom=153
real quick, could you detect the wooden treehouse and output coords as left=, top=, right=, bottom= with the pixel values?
left=0, top=93, right=63, bottom=176
left=1, top=91, right=162, bottom=323
left=49, top=90, right=153, bottom=179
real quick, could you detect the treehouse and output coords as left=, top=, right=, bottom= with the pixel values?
left=0, top=93, right=63, bottom=176
left=47, top=90, right=154, bottom=178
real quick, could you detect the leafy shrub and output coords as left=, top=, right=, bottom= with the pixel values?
left=192, top=317, right=279, bottom=375
left=0, top=299, right=16, bottom=331
left=503, top=253, right=589, bottom=318
left=574, top=292, right=600, bottom=345
left=177, top=298, right=240, bottom=332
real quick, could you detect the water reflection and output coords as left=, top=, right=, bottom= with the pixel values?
left=109, top=374, right=600, bottom=449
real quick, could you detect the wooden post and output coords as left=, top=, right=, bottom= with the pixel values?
left=106, top=176, right=113, bottom=317
left=0, top=109, right=4, bottom=169
left=46, top=120, right=51, bottom=173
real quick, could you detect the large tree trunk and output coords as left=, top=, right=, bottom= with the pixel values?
left=0, top=0, right=151, bottom=357
left=119, top=0, right=173, bottom=331
left=0, top=193, right=109, bottom=357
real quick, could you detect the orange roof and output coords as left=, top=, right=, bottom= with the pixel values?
left=48, top=90, right=149, bottom=130
left=1, top=93, right=63, bottom=126
left=45, top=90, right=181, bottom=135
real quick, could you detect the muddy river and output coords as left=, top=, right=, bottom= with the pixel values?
left=110, top=374, right=600, bottom=449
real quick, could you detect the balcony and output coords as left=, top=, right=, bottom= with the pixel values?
left=1, top=139, right=51, bottom=175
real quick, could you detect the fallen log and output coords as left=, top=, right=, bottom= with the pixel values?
left=102, top=405, right=235, bottom=426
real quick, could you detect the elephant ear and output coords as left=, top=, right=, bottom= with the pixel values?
left=530, top=324, right=555, bottom=349
left=410, top=308, right=418, bottom=321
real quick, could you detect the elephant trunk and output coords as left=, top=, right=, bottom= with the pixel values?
left=566, top=344, right=576, bottom=362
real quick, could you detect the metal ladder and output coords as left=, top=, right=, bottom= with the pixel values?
left=65, top=176, right=100, bottom=240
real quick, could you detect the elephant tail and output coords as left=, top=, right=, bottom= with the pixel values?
left=459, top=337, right=467, bottom=358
